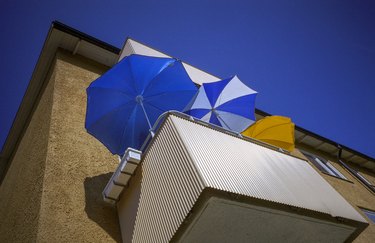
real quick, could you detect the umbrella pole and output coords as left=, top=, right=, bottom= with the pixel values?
left=213, top=110, right=232, bottom=131
left=137, top=96, right=155, bottom=137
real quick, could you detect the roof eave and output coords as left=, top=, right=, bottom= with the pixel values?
left=0, top=21, right=120, bottom=183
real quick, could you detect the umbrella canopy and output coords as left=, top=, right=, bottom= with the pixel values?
left=184, top=75, right=257, bottom=133
left=241, top=115, right=295, bottom=151
left=85, top=54, right=197, bottom=155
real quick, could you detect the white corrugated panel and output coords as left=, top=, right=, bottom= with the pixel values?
left=131, top=114, right=366, bottom=242
left=170, top=115, right=365, bottom=223
left=132, top=118, right=205, bottom=243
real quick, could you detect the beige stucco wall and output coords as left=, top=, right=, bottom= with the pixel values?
left=0, top=60, right=56, bottom=242
left=293, top=146, right=375, bottom=242
left=0, top=50, right=122, bottom=242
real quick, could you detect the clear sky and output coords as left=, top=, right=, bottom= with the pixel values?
left=1, top=0, right=374, bottom=158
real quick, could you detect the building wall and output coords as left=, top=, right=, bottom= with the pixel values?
left=0, top=50, right=122, bottom=242
left=1, top=44, right=374, bottom=243
left=0, top=60, right=56, bottom=242
left=293, top=145, right=375, bottom=242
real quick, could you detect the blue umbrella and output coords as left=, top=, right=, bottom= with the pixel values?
left=85, top=54, right=197, bottom=155
left=184, top=75, right=257, bottom=133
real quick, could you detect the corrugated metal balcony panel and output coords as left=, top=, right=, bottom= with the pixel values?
left=169, top=115, right=366, bottom=223
left=132, top=119, right=205, bottom=243
left=129, top=114, right=367, bottom=242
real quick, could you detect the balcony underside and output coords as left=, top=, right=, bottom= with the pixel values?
left=173, top=189, right=362, bottom=243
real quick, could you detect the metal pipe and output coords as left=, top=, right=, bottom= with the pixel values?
left=136, top=95, right=153, bottom=132
left=213, top=109, right=232, bottom=131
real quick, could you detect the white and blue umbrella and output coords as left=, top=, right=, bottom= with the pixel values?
left=184, top=75, right=257, bottom=133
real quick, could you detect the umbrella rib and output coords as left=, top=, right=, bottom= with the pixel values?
left=214, top=94, right=256, bottom=121
left=215, top=93, right=254, bottom=108
left=141, top=60, right=175, bottom=93
left=88, top=100, right=135, bottom=126
left=128, top=60, right=142, bottom=94
left=213, top=110, right=232, bottom=130
left=118, top=104, right=140, bottom=155
left=144, top=89, right=195, bottom=100
left=142, top=101, right=165, bottom=113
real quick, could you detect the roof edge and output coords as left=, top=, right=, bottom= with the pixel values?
left=0, top=21, right=121, bottom=183
left=52, top=21, right=120, bottom=54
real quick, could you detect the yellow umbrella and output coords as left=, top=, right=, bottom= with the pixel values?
left=241, top=115, right=295, bottom=151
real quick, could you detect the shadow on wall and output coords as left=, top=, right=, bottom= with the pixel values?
left=84, top=173, right=122, bottom=243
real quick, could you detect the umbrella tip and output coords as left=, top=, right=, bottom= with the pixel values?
left=171, top=58, right=182, bottom=64
left=136, top=95, right=144, bottom=103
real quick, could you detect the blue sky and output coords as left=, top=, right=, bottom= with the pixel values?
left=1, top=0, right=374, bottom=158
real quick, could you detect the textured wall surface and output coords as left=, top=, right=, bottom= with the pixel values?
left=0, top=62, right=56, bottom=243
left=36, top=51, right=121, bottom=242
left=0, top=50, right=122, bottom=242
left=294, top=146, right=375, bottom=242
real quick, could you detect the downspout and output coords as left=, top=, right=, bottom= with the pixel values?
left=337, top=144, right=375, bottom=193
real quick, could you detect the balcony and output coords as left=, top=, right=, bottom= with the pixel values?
left=110, top=112, right=367, bottom=242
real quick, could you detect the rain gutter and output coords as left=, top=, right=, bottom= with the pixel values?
left=52, top=21, right=120, bottom=54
